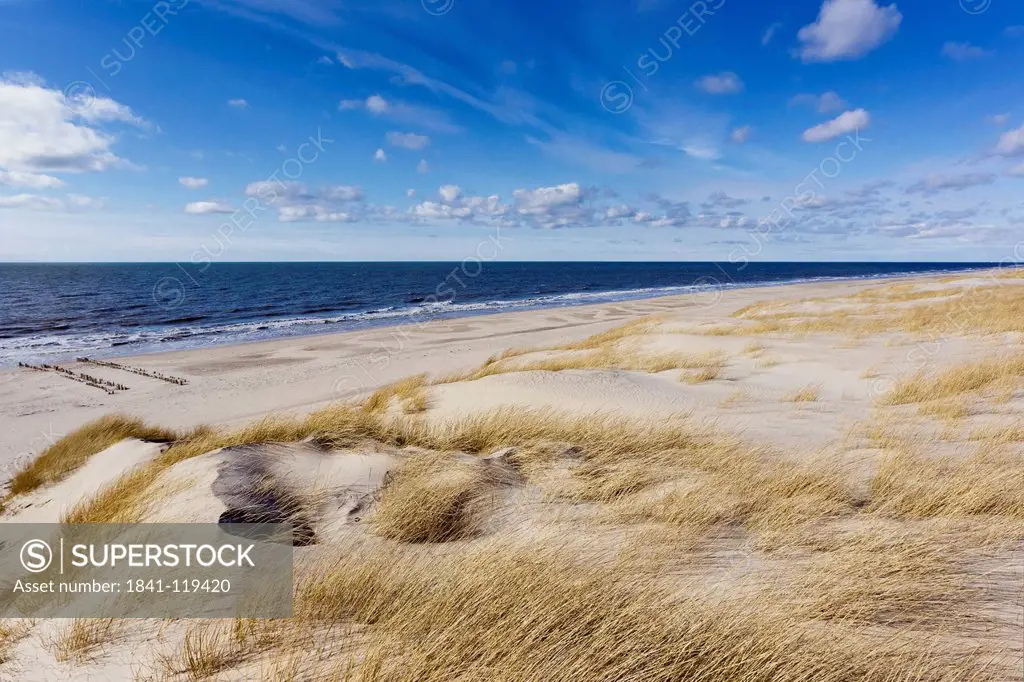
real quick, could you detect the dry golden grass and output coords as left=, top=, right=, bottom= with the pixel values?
left=25, top=389, right=1020, bottom=680
left=785, top=384, right=821, bottom=402
left=870, top=445, right=1024, bottom=520
left=50, top=618, right=122, bottom=663
left=6, top=415, right=177, bottom=497
left=719, top=388, right=750, bottom=407
left=743, top=341, right=766, bottom=356
left=289, top=538, right=993, bottom=682
left=362, top=374, right=429, bottom=414
left=724, top=279, right=1024, bottom=338
left=372, top=453, right=492, bottom=543
left=681, top=366, right=721, bottom=383
left=433, top=317, right=728, bottom=383
left=756, top=356, right=780, bottom=369
left=880, top=354, right=1024, bottom=405
left=619, top=454, right=857, bottom=534
left=917, top=398, right=971, bottom=421
left=561, top=316, right=660, bottom=349
left=61, top=406, right=719, bottom=524
left=969, top=423, right=1024, bottom=443
left=791, top=528, right=975, bottom=627
left=0, top=621, right=32, bottom=665
left=158, top=621, right=252, bottom=681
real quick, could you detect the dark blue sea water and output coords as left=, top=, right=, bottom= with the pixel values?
left=0, top=262, right=1000, bottom=367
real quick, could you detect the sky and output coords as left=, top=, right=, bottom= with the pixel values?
left=0, top=0, right=1023, bottom=262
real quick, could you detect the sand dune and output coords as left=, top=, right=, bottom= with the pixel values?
left=2, top=269, right=1023, bottom=679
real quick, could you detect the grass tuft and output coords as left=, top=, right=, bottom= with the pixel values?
left=372, top=453, right=492, bottom=543
left=7, top=415, right=177, bottom=497
left=880, top=355, right=1024, bottom=405
left=785, top=384, right=821, bottom=402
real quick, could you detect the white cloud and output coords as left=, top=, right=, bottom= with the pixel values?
left=730, top=126, right=752, bottom=143
left=0, top=72, right=146, bottom=174
left=228, top=98, right=249, bottom=109
left=499, top=60, right=518, bottom=74
left=185, top=200, right=234, bottom=215
left=762, top=22, right=782, bottom=46
left=241, top=180, right=365, bottom=222
left=790, top=91, right=849, bottom=113
left=410, top=192, right=509, bottom=223
left=178, top=176, right=209, bottom=189
left=695, top=72, right=744, bottom=94
left=801, top=108, right=870, bottom=142
left=278, top=205, right=354, bottom=223
left=439, top=184, right=461, bottom=203
left=513, top=183, right=581, bottom=214
left=605, top=204, right=635, bottom=220
left=324, top=185, right=363, bottom=202
left=386, top=132, right=430, bottom=150
left=317, top=55, right=333, bottom=65
left=374, top=148, right=387, bottom=162
left=417, top=159, right=429, bottom=173
left=995, top=125, right=1024, bottom=156
left=0, top=169, right=63, bottom=189
left=988, top=113, right=1010, bottom=126
left=1005, top=163, right=1024, bottom=177
left=66, top=193, right=106, bottom=209
left=796, top=0, right=902, bottom=62
left=942, top=42, right=991, bottom=61
left=366, top=94, right=388, bottom=114
left=0, top=193, right=65, bottom=210
left=339, top=95, right=460, bottom=133
left=682, top=144, right=721, bottom=160
left=406, top=188, right=416, bottom=197
left=906, top=173, right=997, bottom=195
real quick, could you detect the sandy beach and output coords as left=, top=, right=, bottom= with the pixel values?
left=0, top=271, right=987, bottom=479
left=1, top=267, right=1023, bottom=679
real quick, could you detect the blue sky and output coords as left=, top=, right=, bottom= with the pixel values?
left=0, top=0, right=1023, bottom=261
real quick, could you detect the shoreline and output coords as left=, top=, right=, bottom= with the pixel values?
left=0, top=267, right=1010, bottom=482
left=0, top=263, right=1001, bottom=370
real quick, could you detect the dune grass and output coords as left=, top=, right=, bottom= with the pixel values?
left=433, top=316, right=730, bottom=383
left=681, top=365, right=722, bottom=384
left=51, top=619, right=122, bottom=663
left=723, top=279, right=1024, bottom=337
left=869, top=445, right=1024, bottom=520
left=791, top=528, right=974, bottom=627
left=157, top=621, right=253, bottom=681
left=363, top=374, right=430, bottom=415
left=284, top=537, right=993, bottom=682
left=879, top=354, right=1024, bottom=405
left=19, top=383, right=1020, bottom=679
left=785, top=384, right=821, bottom=402
left=6, top=415, right=177, bottom=498
left=372, top=453, right=492, bottom=543
left=917, top=398, right=971, bottom=421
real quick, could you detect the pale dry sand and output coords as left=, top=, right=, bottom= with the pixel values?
left=2, top=268, right=1023, bottom=680
left=0, top=271, right=999, bottom=483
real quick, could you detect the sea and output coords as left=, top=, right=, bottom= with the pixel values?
left=0, top=262, right=1001, bottom=368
